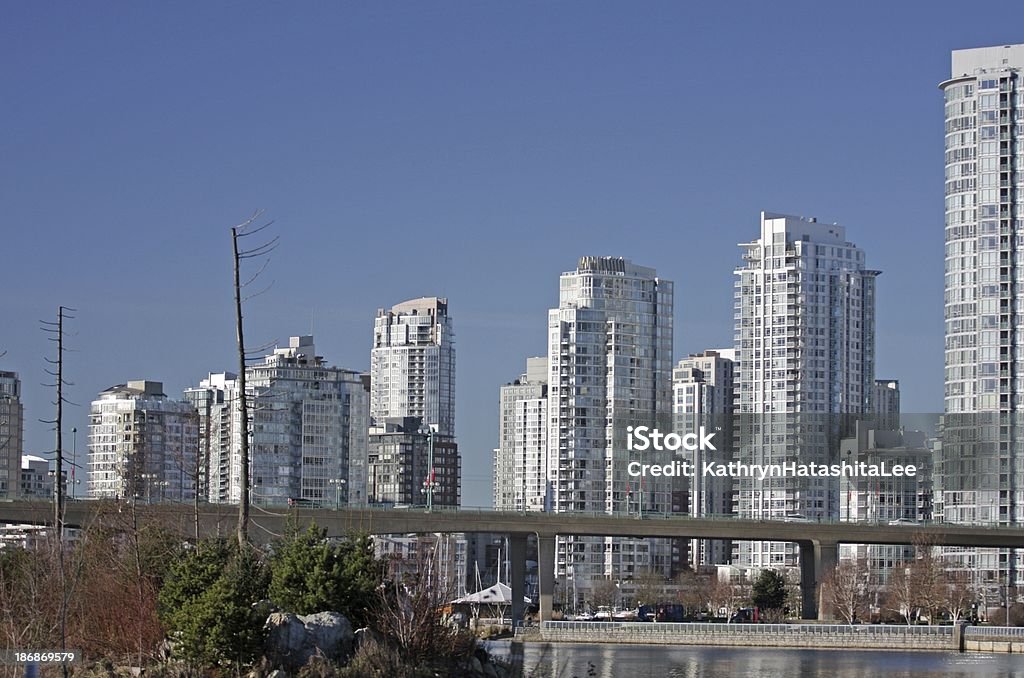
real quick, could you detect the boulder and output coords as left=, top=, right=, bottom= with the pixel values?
left=264, top=611, right=354, bottom=670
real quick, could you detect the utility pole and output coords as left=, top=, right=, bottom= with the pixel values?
left=55, top=307, right=63, bottom=531
left=42, top=307, right=73, bottom=535
left=41, top=305, right=74, bottom=678
left=230, top=212, right=278, bottom=549
left=232, top=225, right=250, bottom=547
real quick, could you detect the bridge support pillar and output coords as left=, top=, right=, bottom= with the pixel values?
left=799, top=540, right=838, bottom=620
left=537, top=534, right=555, bottom=623
left=509, top=533, right=527, bottom=627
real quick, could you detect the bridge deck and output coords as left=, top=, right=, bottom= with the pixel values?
left=2, top=500, right=1023, bottom=548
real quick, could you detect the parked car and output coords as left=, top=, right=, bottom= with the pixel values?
left=729, top=607, right=760, bottom=623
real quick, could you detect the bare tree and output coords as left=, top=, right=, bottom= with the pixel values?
left=0, top=537, right=61, bottom=649
left=631, top=567, right=667, bottom=606
left=86, top=506, right=177, bottom=664
left=824, top=558, right=870, bottom=624
left=909, top=534, right=947, bottom=624
left=884, top=535, right=953, bottom=625
left=169, top=408, right=205, bottom=542
left=0, top=505, right=173, bottom=666
left=885, top=565, right=917, bottom=625
left=589, top=578, right=618, bottom=612
left=676, top=569, right=712, bottom=614
left=708, top=576, right=748, bottom=621
left=943, top=568, right=977, bottom=623
left=371, top=546, right=474, bottom=669
left=230, top=211, right=278, bottom=548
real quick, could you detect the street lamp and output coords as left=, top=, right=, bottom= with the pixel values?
left=419, top=424, right=436, bottom=512
left=154, top=480, right=170, bottom=502
left=71, top=427, right=77, bottom=499
left=845, top=449, right=852, bottom=523
left=1005, top=578, right=1013, bottom=625
left=139, top=473, right=158, bottom=503
left=329, top=478, right=347, bottom=510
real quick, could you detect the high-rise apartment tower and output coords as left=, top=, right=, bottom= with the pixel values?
left=547, top=256, right=674, bottom=588
left=734, top=212, right=878, bottom=568
left=939, top=44, right=1024, bottom=594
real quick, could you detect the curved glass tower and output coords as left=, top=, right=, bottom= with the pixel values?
left=939, top=44, right=1024, bottom=601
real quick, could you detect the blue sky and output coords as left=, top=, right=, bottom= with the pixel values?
left=2, top=2, right=1022, bottom=506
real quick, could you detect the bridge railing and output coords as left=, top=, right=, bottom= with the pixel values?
left=964, top=625, right=1024, bottom=637
left=10, top=498, right=1024, bottom=532
left=271, top=503, right=1024, bottom=531
left=541, top=621, right=954, bottom=636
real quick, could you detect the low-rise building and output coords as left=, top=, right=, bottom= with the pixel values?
left=367, top=416, right=460, bottom=508
left=20, top=455, right=64, bottom=499
left=0, top=371, right=23, bottom=499
left=839, top=423, right=933, bottom=585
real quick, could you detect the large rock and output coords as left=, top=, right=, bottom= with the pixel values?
left=265, top=611, right=354, bottom=670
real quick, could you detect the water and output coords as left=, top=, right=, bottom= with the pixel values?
left=485, top=641, right=1024, bottom=677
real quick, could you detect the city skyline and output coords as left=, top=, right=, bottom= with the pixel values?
left=0, top=224, right=977, bottom=509
left=4, top=4, right=1024, bottom=507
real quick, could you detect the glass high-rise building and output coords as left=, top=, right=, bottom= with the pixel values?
left=370, top=297, right=457, bottom=511
left=371, top=297, right=455, bottom=437
left=939, top=44, right=1024, bottom=597
left=494, top=357, right=549, bottom=512
left=734, top=212, right=877, bottom=568
left=672, top=349, right=736, bottom=570
left=183, top=372, right=239, bottom=504
left=87, top=380, right=200, bottom=501
left=547, top=256, right=674, bottom=591
left=192, top=338, right=370, bottom=507
left=247, top=336, right=368, bottom=506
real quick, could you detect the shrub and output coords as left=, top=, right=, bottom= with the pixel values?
left=269, top=524, right=383, bottom=628
left=158, top=541, right=269, bottom=667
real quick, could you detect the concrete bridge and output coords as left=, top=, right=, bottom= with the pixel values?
left=3, top=499, right=1023, bottom=624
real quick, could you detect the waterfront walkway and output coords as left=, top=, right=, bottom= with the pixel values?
left=518, top=621, right=1024, bottom=653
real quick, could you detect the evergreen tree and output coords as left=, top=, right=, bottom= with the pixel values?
left=269, top=524, right=383, bottom=628
left=335, top=534, right=386, bottom=628
left=751, top=569, right=788, bottom=612
left=269, top=523, right=342, bottom=616
left=158, top=540, right=269, bottom=666
left=158, top=540, right=233, bottom=620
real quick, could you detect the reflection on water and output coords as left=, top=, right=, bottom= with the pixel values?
left=485, top=641, right=1024, bottom=678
